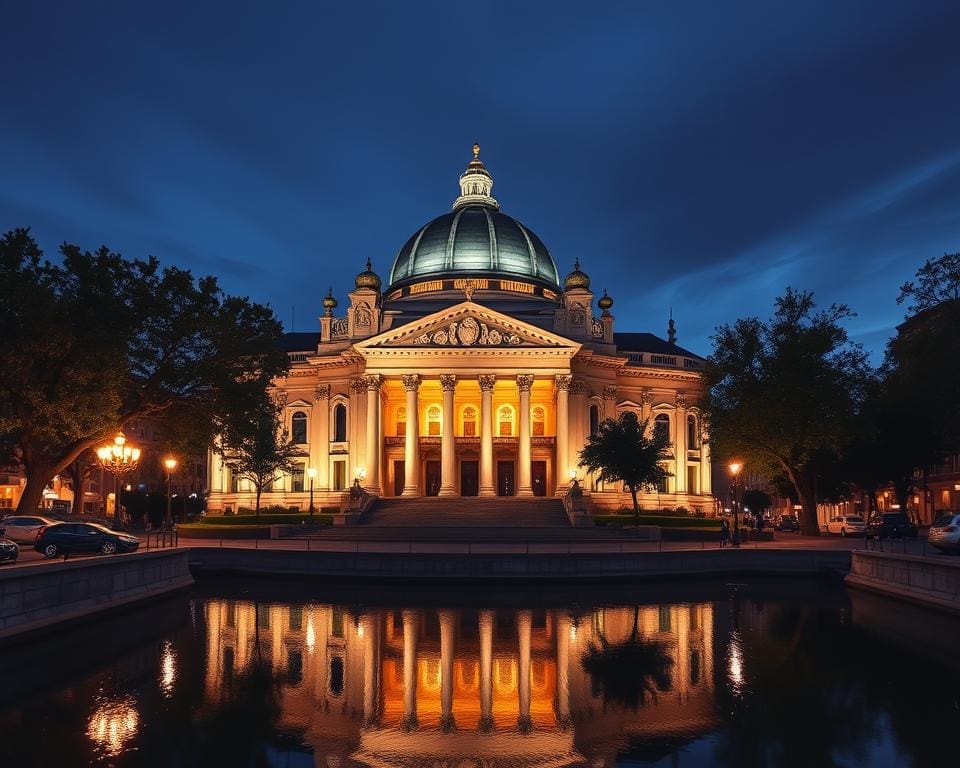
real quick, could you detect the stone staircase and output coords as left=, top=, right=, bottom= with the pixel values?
left=363, top=496, right=570, bottom=527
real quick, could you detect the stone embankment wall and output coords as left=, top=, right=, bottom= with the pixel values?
left=0, top=549, right=194, bottom=641
left=846, top=551, right=960, bottom=614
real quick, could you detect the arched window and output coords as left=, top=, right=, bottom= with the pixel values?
left=333, top=403, right=347, bottom=442
left=687, top=414, right=699, bottom=449
left=532, top=406, right=546, bottom=437
left=462, top=406, right=477, bottom=437
left=396, top=406, right=406, bottom=437
left=654, top=413, right=670, bottom=442
left=498, top=405, right=514, bottom=437
left=427, top=405, right=441, bottom=436
left=291, top=411, right=307, bottom=444
left=589, top=404, right=600, bottom=437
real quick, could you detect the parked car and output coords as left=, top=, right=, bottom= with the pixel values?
left=0, top=515, right=58, bottom=543
left=825, top=515, right=866, bottom=536
left=0, top=537, right=18, bottom=563
left=928, top=513, right=960, bottom=554
left=34, top=523, right=140, bottom=558
left=867, top=513, right=919, bottom=540
left=774, top=514, right=800, bottom=532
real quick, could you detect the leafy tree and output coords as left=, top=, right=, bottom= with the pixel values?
left=578, top=411, right=671, bottom=520
left=897, top=251, right=960, bottom=313
left=0, top=228, right=288, bottom=515
left=218, top=396, right=301, bottom=518
left=742, top=488, right=772, bottom=517
left=704, top=289, right=872, bottom=535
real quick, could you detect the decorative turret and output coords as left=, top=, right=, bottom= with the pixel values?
left=667, top=310, right=677, bottom=343
left=453, top=143, right=500, bottom=211
left=598, top=289, right=613, bottom=314
left=355, top=258, right=381, bottom=291
left=322, top=287, right=338, bottom=317
left=564, top=258, right=591, bottom=291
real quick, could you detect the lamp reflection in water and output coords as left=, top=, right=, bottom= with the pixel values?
left=160, top=640, right=177, bottom=697
left=87, top=694, right=139, bottom=757
left=728, top=631, right=745, bottom=695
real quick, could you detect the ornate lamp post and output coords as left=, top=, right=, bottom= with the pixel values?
left=96, top=431, right=140, bottom=529
left=163, top=457, right=178, bottom=529
left=307, top=467, right=318, bottom=517
left=729, top=461, right=743, bottom=547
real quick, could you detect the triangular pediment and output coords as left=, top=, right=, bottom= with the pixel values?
left=354, top=301, right=580, bottom=353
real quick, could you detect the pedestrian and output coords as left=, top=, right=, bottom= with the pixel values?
left=757, top=515, right=764, bottom=533
left=720, top=519, right=730, bottom=548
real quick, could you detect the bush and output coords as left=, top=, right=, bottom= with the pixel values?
left=196, top=513, right=335, bottom=526
left=596, top=514, right=722, bottom=529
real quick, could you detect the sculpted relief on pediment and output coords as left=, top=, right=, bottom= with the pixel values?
left=412, top=316, right=524, bottom=347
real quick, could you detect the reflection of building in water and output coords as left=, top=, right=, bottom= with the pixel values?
left=202, top=600, right=717, bottom=766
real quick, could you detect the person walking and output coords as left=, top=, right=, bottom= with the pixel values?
left=720, top=519, right=730, bottom=548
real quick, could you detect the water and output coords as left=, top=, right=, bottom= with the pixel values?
left=1, top=578, right=958, bottom=768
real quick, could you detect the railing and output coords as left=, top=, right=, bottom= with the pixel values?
left=143, top=528, right=179, bottom=549
left=287, top=352, right=310, bottom=363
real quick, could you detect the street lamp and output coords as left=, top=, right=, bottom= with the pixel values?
left=307, top=467, right=318, bottom=516
left=96, top=431, right=140, bottom=529
left=163, top=457, right=178, bottom=529
left=728, top=461, right=743, bottom=547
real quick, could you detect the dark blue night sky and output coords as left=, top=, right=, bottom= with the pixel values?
left=3, top=1, right=958, bottom=359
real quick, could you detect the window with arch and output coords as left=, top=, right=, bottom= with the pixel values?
left=654, top=413, right=670, bottom=443
left=589, top=404, right=600, bottom=437
left=427, top=405, right=441, bottom=436
left=687, top=414, right=699, bottom=449
left=532, top=406, right=546, bottom=437
left=291, top=411, right=307, bottom=444
left=396, top=406, right=406, bottom=437
left=333, top=403, right=347, bottom=442
left=462, top=405, right=477, bottom=437
left=498, top=405, right=514, bottom=437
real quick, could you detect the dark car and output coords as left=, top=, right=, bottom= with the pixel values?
left=775, top=514, right=800, bottom=532
left=0, top=536, right=18, bottom=563
left=867, top=513, right=919, bottom=540
left=34, top=522, right=139, bottom=558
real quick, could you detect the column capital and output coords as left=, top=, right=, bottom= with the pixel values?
left=516, top=374, right=534, bottom=392
left=675, top=391, right=687, bottom=408
left=350, top=377, right=368, bottom=394
left=640, top=388, right=654, bottom=405
left=401, top=373, right=422, bottom=391
left=602, top=384, right=617, bottom=400
left=439, top=374, right=458, bottom=392
left=570, top=377, right=587, bottom=396
left=365, top=373, right=382, bottom=391
left=478, top=374, right=496, bottom=391
left=554, top=374, right=572, bottom=392
left=313, top=383, right=331, bottom=401
left=272, top=390, right=288, bottom=408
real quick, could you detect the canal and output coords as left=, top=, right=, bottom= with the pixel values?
left=0, top=577, right=957, bottom=767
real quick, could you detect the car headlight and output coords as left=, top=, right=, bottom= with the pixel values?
left=121, top=536, right=139, bottom=544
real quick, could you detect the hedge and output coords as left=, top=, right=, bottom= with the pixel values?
left=195, top=513, right=334, bottom=526
left=594, top=514, right=722, bottom=529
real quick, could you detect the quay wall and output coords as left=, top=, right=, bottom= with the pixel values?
left=846, top=551, right=960, bottom=614
left=0, top=549, right=194, bottom=642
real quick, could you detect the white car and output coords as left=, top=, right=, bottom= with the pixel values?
left=825, top=515, right=866, bottom=537
left=0, top=515, right=58, bottom=543
left=928, top=513, right=960, bottom=553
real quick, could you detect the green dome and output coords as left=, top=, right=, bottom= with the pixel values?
left=387, top=206, right=561, bottom=291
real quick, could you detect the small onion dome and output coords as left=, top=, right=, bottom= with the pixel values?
left=563, top=258, right=590, bottom=290
left=598, top=289, right=613, bottom=312
left=355, top=258, right=381, bottom=290
left=322, top=287, right=338, bottom=315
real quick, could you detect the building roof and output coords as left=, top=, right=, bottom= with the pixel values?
left=613, top=332, right=704, bottom=360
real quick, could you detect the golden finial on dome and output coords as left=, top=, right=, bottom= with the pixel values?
left=473, top=142, right=480, bottom=159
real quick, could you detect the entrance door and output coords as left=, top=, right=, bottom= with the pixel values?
left=425, top=461, right=441, bottom=497
left=393, top=460, right=405, bottom=496
left=532, top=461, right=547, bottom=496
left=497, top=461, right=515, bottom=496
left=460, top=461, right=479, bottom=496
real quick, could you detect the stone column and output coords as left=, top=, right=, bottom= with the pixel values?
left=700, top=429, right=712, bottom=496
left=313, top=385, right=331, bottom=490
left=640, top=389, right=653, bottom=430
left=517, top=609, right=532, bottom=733
left=349, top=377, right=368, bottom=482
left=674, top=393, right=687, bottom=494
left=554, top=375, right=571, bottom=494
left=479, top=375, right=496, bottom=497
left=439, top=374, right=457, bottom=496
left=555, top=613, right=571, bottom=727
left=402, top=610, right=418, bottom=730
left=603, top=384, right=617, bottom=421
left=439, top=609, right=457, bottom=732
left=365, top=376, right=382, bottom=494
left=478, top=610, right=494, bottom=732
left=517, top=374, right=534, bottom=496
left=402, top=374, right=421, bottom=496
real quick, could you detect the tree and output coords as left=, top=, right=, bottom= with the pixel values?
left=218, top=395, right=301, bottom=518
left=578, top=411, right=672, bottom=520
left=742, top=488, right=772, bottom=517
left=897, top=251, right=960, bottom=313
left=704, top=289, right=872, bottom=535
left=0, top=228, right=288, bottom=514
